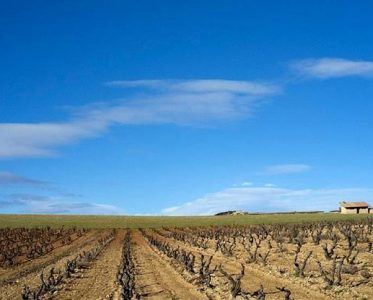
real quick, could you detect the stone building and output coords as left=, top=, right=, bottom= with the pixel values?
left=339, top=201, right=371, bottom=214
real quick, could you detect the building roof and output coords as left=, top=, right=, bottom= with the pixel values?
left=340, top=201, right=369, bottom=208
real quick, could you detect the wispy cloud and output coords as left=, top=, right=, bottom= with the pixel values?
left=292, top=58, right=373, bottom=79
left=107, top=79, right=279, bottom=95
left=0, top=193, right=121, bottom=214
left=32, top=202, right=120, bottom=215
left=0, top=79, right=279, bottom=159
left=162, top=185, right=373, bottom=216
left=264, top=164, right=311, bottom=175
left=0, top=172, right=116, bottom=214
left=0, top=120, right=107, bottom=158
left=0, top=171, right=47, bottom=186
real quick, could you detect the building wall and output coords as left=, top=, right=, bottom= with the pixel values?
left=340, top=207, right=369, bottom=214
left=341, top=207, right=357, bottom=214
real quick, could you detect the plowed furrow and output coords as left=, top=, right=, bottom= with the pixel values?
left=133, top=230, right=208, bottom=300
left=147, top=229, right=333, bottom=300
left=0, top=231, right=105, bottom=299
left=55, top=230, right=125, bottom=300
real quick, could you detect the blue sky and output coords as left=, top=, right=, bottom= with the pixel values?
left=1, top=1, right=373, bottom=215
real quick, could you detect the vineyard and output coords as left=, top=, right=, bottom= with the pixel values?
left=0, top=218, right=372, bottom=299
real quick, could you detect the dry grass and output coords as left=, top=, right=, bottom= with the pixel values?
left=0, top=213, right=371, bottom=228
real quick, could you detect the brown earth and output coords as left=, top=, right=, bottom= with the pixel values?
left=131, top=230, right=208, bottom=300
left=55, top=230, right=125, bottom=300
left=146, top=229, right=336, bottom=300
left=0, top=231, right=95, bottom=284
left=1, top=227, right=371, bottom=300
left=7, top=232, right=85, bottom=267
left=153, top=228, right=373, bottom=300
left=0, top=230, right=104, bottom=300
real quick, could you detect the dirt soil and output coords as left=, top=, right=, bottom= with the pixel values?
left=148, top=229, right=335, bottom=300
left=1, top=227, right=371, bottom=300
left=0, top=230, right=103, bottom=300
left=54, top=230, right=125, bottom=300
left=131, top=230, right=208, bottom=300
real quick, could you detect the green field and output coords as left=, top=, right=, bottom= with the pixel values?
left=0, top=213, right=371, bottom=229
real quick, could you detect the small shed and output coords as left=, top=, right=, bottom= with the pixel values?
left=339, top=201, right=371, bottom=214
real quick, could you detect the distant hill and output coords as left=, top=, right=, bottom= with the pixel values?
left=215, top=210, right=249, bottom=216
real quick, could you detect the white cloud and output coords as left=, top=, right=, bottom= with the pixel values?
left=0, top=193, right=121, bottom=214
left=32, top=202, right=120, bottom=215
left=106, top=79, right=279, bottom=95
left=241, top=182, right=253, bottom=186
left=0, top=171, right=47, bottom=186
left=0, top=120, right=107, bottom=158
left=0, top=79, right=279, bottom=159
left=264, top=164, right=311, bottom=175
left=292, top=58, right=373, bottom=79
left=106, top=79, right=170, bottom=89
left=161, top=185, right=373, bottom=216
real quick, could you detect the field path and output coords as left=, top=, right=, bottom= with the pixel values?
left=55, top=230, right=125, bottom=300
left=132, top=230, right=208, bottom=300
